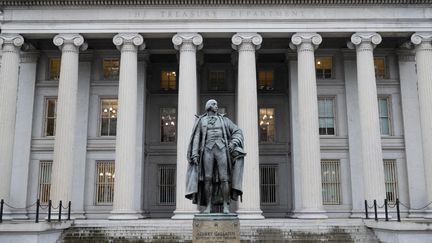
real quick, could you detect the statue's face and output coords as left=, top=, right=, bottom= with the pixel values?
left=208, top=100, right=218, bottom=112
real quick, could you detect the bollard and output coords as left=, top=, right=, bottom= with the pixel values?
left=48, top=200, right=52, bottom=222
left=384, top=199, right=388, bottom=221
left=374, top=199, right=378, bottom=221
left=364, top=200, right=369, bottom=219
left=0, top=199, right=4, bottom=223
left=35, top=199, right=40, bottom=223
left=396, top=198, right=401, bottom=222
left=58, top=200, right=62, bottom=222
left=67, top=201, right=71, bottom=220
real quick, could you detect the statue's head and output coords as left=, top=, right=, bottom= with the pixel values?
left=205, top=99, right=218, bottom=112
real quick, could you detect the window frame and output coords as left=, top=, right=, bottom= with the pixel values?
left=160, top=107, right=177, bottom=143
left=160, top=70, right=177, bottom=91
left=208, top=70, right=227, bottom=91
left=158, top=164, right=176, bottom=205
left=374, top=57, right=387, bottom=80
left=43, top=97, right=57, bottom=137
left=383, top=159, right=398, bottom=203
left=258, top=107, right=276, bottom=143
left=95, top=160, right=115, bottom=205
left=378, top=95, right=393, bottom=136
left=48, top=57, right=61, bottom=81
left=321, top=159, right=342, bottom=205
left=315, top=56, right=333, bottom=80
left=257, top=69, right=275, bottom=91
left=259, top=164, right=279, bottom=205
left=318, top=96, right=337, bottom=136
left=98, top=97, right=118, bottom=137
left=38, top=160, right=53, bottom=205
left=102, top=57, right=120, bottom=80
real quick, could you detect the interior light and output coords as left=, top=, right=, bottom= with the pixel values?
left=103, top=109, right=108, bottom=113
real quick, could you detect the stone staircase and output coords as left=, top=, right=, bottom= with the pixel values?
left=59, top=219, right=379, bottom=242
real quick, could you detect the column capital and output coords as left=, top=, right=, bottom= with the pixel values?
left=113, top=33, right=145, bottom=51
left=172, top=33, right=203, bottom=51
left=0, top=34, right=24, bottom=53
left=53, top=33, right=87, bottom=52
left=289, top=32, right=322, bottom=51
left=347, top=32, right=381, bottom=50
left=411, top=32, right=432, bottom=51
left=231, top=33, right=262, bottom=51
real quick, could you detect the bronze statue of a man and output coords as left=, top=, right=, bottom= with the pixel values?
left=185, top=99, right=246, bottom=214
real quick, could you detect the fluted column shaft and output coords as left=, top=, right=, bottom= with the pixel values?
left=290, top=33, right=327, bottom=219
left=50, top=34, right=86, bottom=207
left=172, top=33, right=202, bottom=219
left=348, top=33, right=386, bottom=204
left=0, top=34, right=24, bottom=219
left=110, top=33, right=145, bottom=220
left=411, top=32, right=432, bottom=215
left=232, top=33, right=264, bottom=219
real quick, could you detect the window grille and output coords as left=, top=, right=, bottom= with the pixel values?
left=49, top=58, right=61, bottom=80
left=38, top=161, right=53, bottom=205
left=378, top=97, right=391, bottom=135
left=321, top=160, right=341, bottom=205
left=159, top=165, right=176, bottom=205
left=208, top=71, right=226, bottom=91
left=103, top=58, right=120, bottom=80
left=318, top=97, right=336, bottom=135
left=161, top=70, right=177, bottom=90
left=160, top=108, right=177, bottom=142
left=95, top=161, right=115, bottom=205
left=315, top=57, right=332, bottom=79
left=258, top=70, right=274, bottom=90
left=100, top=99, right=118, bottom=136
left=259, top=108, right=275, bottom=142
left=384, top=159, right=398, bottom=203
left=44, top=98, right=57, bottom=136
left=374, top=57, right=386, bottom=79
left=260, top=165, right=278, bottom=204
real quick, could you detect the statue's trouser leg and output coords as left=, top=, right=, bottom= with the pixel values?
left=203, top=148, right=215, bottom=213
left=215, top=147, right=230, bottom=213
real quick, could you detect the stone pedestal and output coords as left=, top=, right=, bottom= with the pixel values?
left=193, top=214, right=240, bottom=243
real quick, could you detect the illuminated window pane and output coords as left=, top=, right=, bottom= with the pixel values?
left=374, top=57, right=386, bottom=79
left=44, top=98, right=57, bottom=136
left=38, top=161, right=52, bottom=205
left=318, top=97, right=335, bottom=135
left=159, top=165, right=176, bottom=205
left=95, top=161, right=115, bottom=205
left=161, top=71, right=177, bottom=90
left=161, top=108, right=176, bottom=142
left=260, top=165, right=278, bottom=204
left=378, top=97, right=391, bottom=135
left=315, top=57, right=332, bottom=79
left=208, top=71, right=226, bottom=91
left=49, top=58, right=61, bottom=80
left=384, top=159, right=398, bottom=203
left=259, top=108, right=275, bottom=142
left=258, top=70, right=274, bottom=90
left=103, top=58, right=120, bottom=80
left=100, top=99, right=118, bottom=136
left=321, top=160, right=341, bottom=205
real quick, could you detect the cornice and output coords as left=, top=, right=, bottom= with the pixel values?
left=1, top=0, right=430, bottom=7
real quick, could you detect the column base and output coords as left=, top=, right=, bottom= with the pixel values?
left=295, top=209, right=328, bottom=219
left=350, top=209, right=366, bottom=218
left=408, top=210, right=425, bottom=218
left=171, top=209, right=199, bottom=220
left=0, top=212, right=13, bottom=221
left=423, top=210, right=432, bottom=219
left=236, top=209, right=264, bottom=219
left=109, top=210, right=143, bottom=220
left=11, top=210, right=29, bottom=220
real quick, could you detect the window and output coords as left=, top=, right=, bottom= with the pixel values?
left=103, top=58, right=120, bottom=80
left=378, top=97, right=391, bottom=135
left=259, top=108, right=275, bottom=142
left=208, top=71, right=226, bottom=91
left=318, top=97, right=336, bottom=135
left=49, top=58, right=61, bottom=80
left=315, top=57, right=332, bottom=79
left=161, top=71, right=177, bottom=90
left=258, top=70, right=274, bottom=90
left=44, top=98, right=57, bottom=136
left=38, top=161, right=52, bottom=205
left=160, top=108, right=176, bottom=142
left=158, top=165, right=176, bottom=205
left=384, top=159, right=398, bottom=203
left=95, top=161, right=115, bottom=205
left=100, top=99, right=118, bottom=136
left=321, top=160, right=341, bottom=205
left=260, top=165, right=278, bottom=204
left=374, top=57, right=386, bottom=79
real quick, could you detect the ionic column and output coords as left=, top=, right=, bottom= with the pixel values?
left=411, top=32, right=432, bottom=218
left=348, top=33, right=386, bottom=207
left=232, top=33, right=264, bottom=219
left=0, top=34, right=24, bottom=220
left=290, top=33, right=327, bottom=219
left=109, top=33, right=145, bottom=220
left=50, top=34, right=87, bottom=214
left=172, top=33, right=202, bottom=219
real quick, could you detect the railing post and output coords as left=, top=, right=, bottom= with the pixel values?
left=364, top=200, right=369, bottom=219
left=396, top=198, right=401, bottom=222
left=374, top=199, right=378, bottom=221
left=67, top=201, right=71, bottom=220
left=384, top=199, right=388, bottom=221
left=58, top=200, right=62, bottom=222
left=35, top=199, right=40, bottom=223
left=48, top=200, right=52, bottom=222
left=0, top=199, right=4, bottom=223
